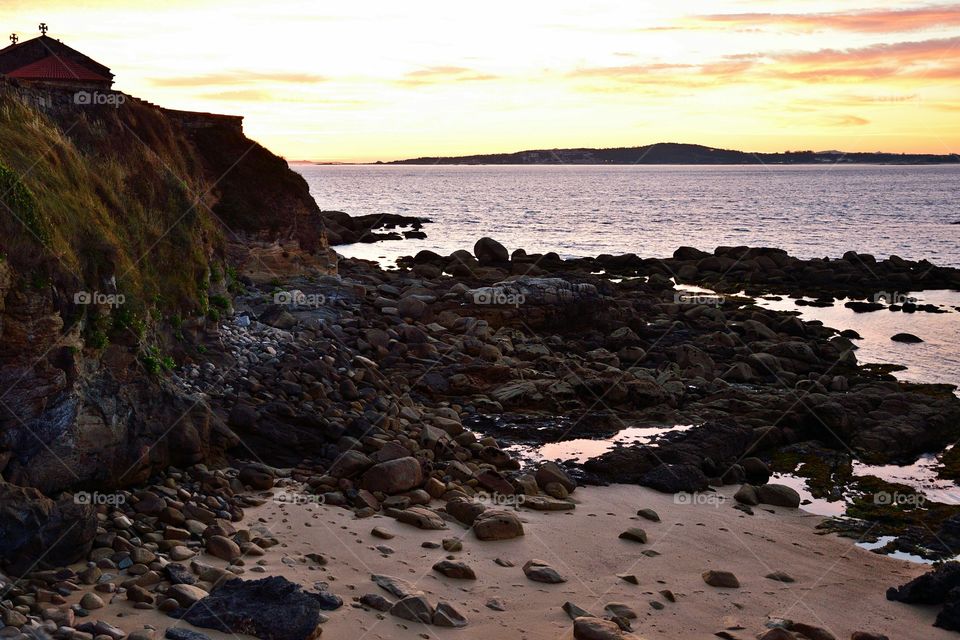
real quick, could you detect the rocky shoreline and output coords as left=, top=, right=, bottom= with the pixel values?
left=2, top=238, right=960, bottom=640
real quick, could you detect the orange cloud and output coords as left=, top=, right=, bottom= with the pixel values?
left=688, top=5, right=960, bottom=33
left=570, top=36, right=960, bottom=88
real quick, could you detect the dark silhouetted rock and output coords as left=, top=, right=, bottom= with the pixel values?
left=181, top=576, right=332, bottom=640
left=638, top=464, right=709, bottom=493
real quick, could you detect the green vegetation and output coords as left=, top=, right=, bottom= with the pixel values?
left=140, top=346, right=175, bottom=375
left=0, top=163, right=49, bottom=246
left=0, top=94, right=223, bottom=318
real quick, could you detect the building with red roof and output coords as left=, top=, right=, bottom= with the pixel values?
left=0, top=27, right=113, bottom=90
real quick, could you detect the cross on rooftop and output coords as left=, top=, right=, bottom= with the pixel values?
left=9, top=34, right=17, bottom=45
left=38, top=23, right=48, bottom=35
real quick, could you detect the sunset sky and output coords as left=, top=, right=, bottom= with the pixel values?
left=3, top=0, right=959, bottom=161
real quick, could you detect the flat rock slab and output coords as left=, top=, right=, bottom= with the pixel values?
left=522, top=496, right=576, bottom=511
left=180, top=576, right=332, bottom=640
left=372, top=574, right=422, bottom=599
left=391, top=506, right=447, bottom=530
left=523, top=559, right=566, bottom=584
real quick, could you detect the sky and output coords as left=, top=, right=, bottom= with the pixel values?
left=2, top=0, right=959, bottom=161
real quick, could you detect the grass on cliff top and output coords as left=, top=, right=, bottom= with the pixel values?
left=0, top=94, right=223, bottom=316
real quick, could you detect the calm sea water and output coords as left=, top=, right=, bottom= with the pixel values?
left=295, top=164, right=960, bottom=266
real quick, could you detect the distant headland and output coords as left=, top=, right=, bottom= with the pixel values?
left=384, top=142, right=960, bottom=165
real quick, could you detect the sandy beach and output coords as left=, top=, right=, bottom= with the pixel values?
left=68, top=483, right=946, bottom=640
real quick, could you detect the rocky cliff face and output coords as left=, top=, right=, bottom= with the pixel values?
left=0, top=80, right=331, bottom=494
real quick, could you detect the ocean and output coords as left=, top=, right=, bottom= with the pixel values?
left=295, top=163, right=960, bottom=267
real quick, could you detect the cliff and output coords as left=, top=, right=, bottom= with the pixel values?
left=0, top=79, right=332, bottom=493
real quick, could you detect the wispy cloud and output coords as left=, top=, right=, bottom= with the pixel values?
left=151, top=71, right=327, bottom=87
left=824, top=114, right=870, bottom=126
left=398, top=66, right=499, bottom=86
left=686, top=5, right=960, bottom=33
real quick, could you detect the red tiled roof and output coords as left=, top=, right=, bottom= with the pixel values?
left=6, top=55, right=109, bottom=82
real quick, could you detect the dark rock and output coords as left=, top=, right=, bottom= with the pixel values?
left=618, top=528, right=647, bottom=544
left=734, top=484, right=759, bottom=506
left=891, top=332, right=923, bottom=343
left=238, top=464, right=275, bottom=490
left=0, top=483, right=97, bottom=573
left=756, top=484, right=801, bottom=508
left=432, top=601, right=468, bottom=628
left=390, top=595, right=433, bottom=623
left=887, top=562, right=960, bottom=604
left=166, top=629, right=213, bottom=640
left=474, top=237, right=510, bottom=266
left=523, top=559, right=565, bottom=584
left=180, top=576, right=330, bottom=640
left=359, top=593, right=392, bottom=611
left=432, top=560, right=476, bottom=580
left=938, top=587, right=960, bottom=631
left=702, top=570, right=740, bottom=588
left=446, top=499, right=486, bottom=526
left=535, top=461, right=576, bottom=493
left=360, top=457, right=423, bottom=494
left=635, top=508, right=660, bottom=522
left=563, top=602, right=592, bottom=620
left=573, top=616, right=624, bottom=640
left=164, top=564, right=197, bottom=586
left=473, top=510, right=524, bottom=540
left=638, top=464, right=709, bottom=493
left=372, top=574, right=421, bottom=599
left=765, top=571, right=795, bottom=583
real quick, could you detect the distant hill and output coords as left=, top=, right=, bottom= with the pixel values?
left=388, top=143, right=959, bottom=165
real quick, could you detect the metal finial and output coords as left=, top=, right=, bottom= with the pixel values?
left=38, top=23, right=48, bottom=36
left=9, top=34, right=17, bottom=45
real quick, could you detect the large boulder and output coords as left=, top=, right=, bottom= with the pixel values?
left=181, top=576, right=336, bottom=640
left=0, top=483, right=97, bottom=574
left=535, top=461, right=576, bottom=493
left=472, top=510, right=524, bottom=541
left=474, top=237, right=510, bottom=266
left=756, top=484, right=801, bottom=508
left=360, top=457, right=423, bottom=494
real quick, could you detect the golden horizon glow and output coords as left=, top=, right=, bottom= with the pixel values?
left=3, top=0, right=959, bottom=161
